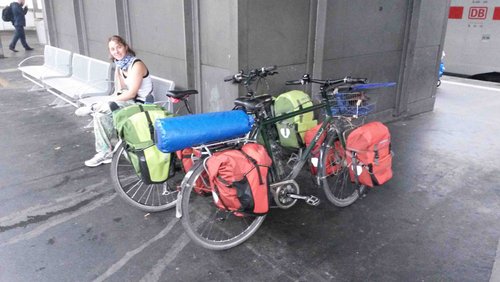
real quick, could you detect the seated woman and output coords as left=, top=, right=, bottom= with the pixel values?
left=76, top=35, right=153, bottom=167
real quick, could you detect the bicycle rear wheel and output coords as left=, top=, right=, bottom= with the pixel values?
left=110, top=143, right=181, bottom=212
left=320, top=132, right=363, bottom=207
left=179, top=161, right=266, bottom=250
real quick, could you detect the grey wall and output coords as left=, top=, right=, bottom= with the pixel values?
left=197, top=0, right=239, bottom=112
left=48, top=0, right=78, bottom=52
left=241, top=0, right=316, bottom=99
left=127, top=1, right=187, bottom=85
left=43, top=0, right=189, bottom=87
left=42, top=0, right=449, bottom=120
left=82, top=0, right=118, bottom=60
left=317, top=0, right=408, bottom=121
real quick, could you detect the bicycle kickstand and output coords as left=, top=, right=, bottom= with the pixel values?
left=288, top=194, right=320, bottom=206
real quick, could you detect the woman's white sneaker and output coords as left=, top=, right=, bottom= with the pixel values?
left=84, top=152, right=113, bottom=167
left=75, top=106, right=93, bottom=116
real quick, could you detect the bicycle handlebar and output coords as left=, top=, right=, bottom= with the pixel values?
left=286, top=74, right=368, bottom=87
left=261, top=65, right=277, bottom=73
left=224, top=75, right=237, bottom=82
left=224, top=65, right=278, bottom=84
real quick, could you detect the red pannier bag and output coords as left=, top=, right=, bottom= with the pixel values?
left=176, top=148, right=201, bottom=172
left=345, top=121, right=393, bottom=187
left=205, top=143, right=272, bottom=215
left=176, top=148, right=210, bottom=195
left=304, top=123, right=343, bottom=176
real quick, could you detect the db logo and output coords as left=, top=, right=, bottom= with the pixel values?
left=468, top=7, right=488, bottom=19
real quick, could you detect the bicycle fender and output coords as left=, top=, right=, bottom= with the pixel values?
left=175, top=195, right=183, bottom=218
left=175, top=160, right=205, bottom=218
left=317, top=130, right=340, bottom=179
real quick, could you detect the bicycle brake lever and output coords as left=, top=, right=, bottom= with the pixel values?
left=301, top=74, right=311, bottom=85
left=234, top=73, right=243, bottom=82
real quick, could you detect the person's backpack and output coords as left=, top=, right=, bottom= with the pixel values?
left=113, top=104, right=173, bottom=184
left=205, top=143, right=272, bottom=215
left=2, top=4, right=13, bottom=22
left=274, top=90, right=318, bottom=148
left=344, top=121, right=393, bottom=187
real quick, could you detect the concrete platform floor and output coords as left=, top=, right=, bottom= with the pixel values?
left=0, top=31, right=499, bottom=282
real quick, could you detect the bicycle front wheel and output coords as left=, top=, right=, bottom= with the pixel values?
left=179, top=161, right=266, bottom=250
left=110, top=143, right=181, bottom=212
left=320, top=132, right=363, bottom=207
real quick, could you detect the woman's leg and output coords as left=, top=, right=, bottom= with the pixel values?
left=85, top=101, right=134, bottom=167
left=93, top=111, right=115, bottom=155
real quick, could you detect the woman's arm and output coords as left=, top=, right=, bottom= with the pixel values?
left=112, top=67, right=125, bottom=96
left=114, top=61, right=147, bottom=102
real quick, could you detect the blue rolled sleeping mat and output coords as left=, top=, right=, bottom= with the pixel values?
left=154, top=110, right=255, bottom=153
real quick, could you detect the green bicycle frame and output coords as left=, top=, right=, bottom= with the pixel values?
left=253, top=100, right=336, bottom=181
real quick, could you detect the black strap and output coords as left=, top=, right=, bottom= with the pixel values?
left=139, top=104, right=155, bottom=141
left=136, top=149, right=153, bottom=184
left=239, top=150, right=263, bottom=185
left=217, top=175, right=231, bottom=187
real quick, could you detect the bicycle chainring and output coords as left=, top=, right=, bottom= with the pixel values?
left=271, top=180, right=300, bottom=209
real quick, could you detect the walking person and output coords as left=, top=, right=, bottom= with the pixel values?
left=8, top=0, right=34, bottom=52
left=75, top=35, right=153, bottom=167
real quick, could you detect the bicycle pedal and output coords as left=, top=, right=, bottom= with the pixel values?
left=288, top=194, right=320, bottom=206
left=305, top=196, right=320, bottom=206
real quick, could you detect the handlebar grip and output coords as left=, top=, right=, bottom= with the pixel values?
left=285, top=80, right=303, bottom=85
left=224, top=73, right=244, bottom=83
left=261, top=65, right=277, bottom=72
left=347, top=77, right=368, bottom=84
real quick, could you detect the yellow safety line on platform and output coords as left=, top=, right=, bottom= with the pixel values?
left=441, top=79, right=500, bottom=92
left=0, top=77, right=9, bottom=87
left=0, top=68, right=19, bottom=73
left=491, top=238, right=500, bottom=282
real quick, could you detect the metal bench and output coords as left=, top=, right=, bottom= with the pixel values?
left=17, top=45, right=72, bottom=89
left=43, top=54, right=113, bottom=108
left=78, top=75, right=175, bottom=112
left=150, top=76, right=176, bottom=112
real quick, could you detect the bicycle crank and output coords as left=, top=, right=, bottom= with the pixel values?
left=288, top=194, right=320, bottom=206
left=270, top=180, right=300, bottom=209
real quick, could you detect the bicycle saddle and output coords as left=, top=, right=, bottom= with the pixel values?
left=234, top=94, right=273, bottom=113
left=166, top=89, right=198, bottom=100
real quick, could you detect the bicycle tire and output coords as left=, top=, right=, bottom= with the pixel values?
left=179, top=161, right=266, bottom=250
left=110, top=143, right=181, bottom=212
left=320, top=132, right=363, bottom=207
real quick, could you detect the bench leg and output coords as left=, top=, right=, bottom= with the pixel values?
left=49, top=97, right=72, bottom=108
left=27, top=84, right=46, bottom=92
left=83, top=119, right=94, bottom=129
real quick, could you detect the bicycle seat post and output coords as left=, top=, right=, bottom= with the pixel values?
left=184, top=98, right=193, bottom=114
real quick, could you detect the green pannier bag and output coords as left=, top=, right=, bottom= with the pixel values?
left=274, top=90, right=318, bottom=148
left=113, top=104, right=173, bottom=184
